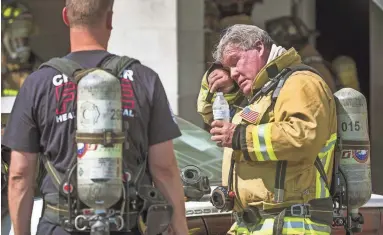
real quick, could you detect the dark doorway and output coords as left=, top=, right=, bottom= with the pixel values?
left=315, top=0, right=370, bottom=100
left=315, top=0, right=383, bottom=194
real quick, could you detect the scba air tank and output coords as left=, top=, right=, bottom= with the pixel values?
left=76, top=69, right=123, bottom=210
left=334, top=88, right=372, bottom=210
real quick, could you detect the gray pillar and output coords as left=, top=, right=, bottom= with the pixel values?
left=369, top=0, right=383, bottom=195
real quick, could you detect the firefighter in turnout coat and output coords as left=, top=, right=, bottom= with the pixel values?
left=197, top=24, right=337, bottom=234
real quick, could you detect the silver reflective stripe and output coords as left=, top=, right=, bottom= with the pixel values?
left=320, top=139, right=336, bottom=153
left=253, top=220, right=331, bottom=233
left=257, top=124, right=271, bottom=161
left=321, top=155, right=327, bottom=165
left=319, top=177, right=327, bottom=198
left=274, top=188, right=284, bottom=203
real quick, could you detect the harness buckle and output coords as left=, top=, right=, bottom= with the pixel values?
left=290, top=204, right=311, bottom=218
left=103, top=130, right=113, bottom=146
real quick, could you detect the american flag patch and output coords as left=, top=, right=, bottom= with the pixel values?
left=240, top=106, right=260, bottom=123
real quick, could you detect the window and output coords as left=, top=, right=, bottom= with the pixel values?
left=173, top=116, right=223, bottom=185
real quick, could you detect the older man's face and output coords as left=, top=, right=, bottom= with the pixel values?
left=222, top=44, right=267, bottom=96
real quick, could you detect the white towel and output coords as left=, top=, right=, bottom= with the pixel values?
left=266, top=44, right=287, bottom=64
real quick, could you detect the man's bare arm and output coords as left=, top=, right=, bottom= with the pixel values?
left=8, top=150, right=38, bottom=235
left=148, top=140, right=188, bottom=235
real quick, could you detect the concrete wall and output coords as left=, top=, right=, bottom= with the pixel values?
left=369, top=0, right=383, bottom=195
left=109, top=0, right=179, bottom=113
left=251, top=0, right=316, bottom=38
left=109, top=0, right=205, bottom=127
left=251, top=0, right=292, bottom=29
left=177, top=0, right=205, bottom=127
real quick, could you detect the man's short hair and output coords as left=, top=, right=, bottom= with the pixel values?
left=65, top=0, right=114, bottom=27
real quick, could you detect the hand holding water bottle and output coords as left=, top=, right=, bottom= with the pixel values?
left=211, top=92, right=237, bottom=147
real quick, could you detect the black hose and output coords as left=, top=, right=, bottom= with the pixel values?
left=339, top=167, right=352, bottom=234
left=228, top=159, right=234, bottom=192
left=67, top=161, right=78, bottom=227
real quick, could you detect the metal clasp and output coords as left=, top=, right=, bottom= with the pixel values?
left=290, top=204, right=311, bottom=218
left=103, top=129, right=113, bottom=147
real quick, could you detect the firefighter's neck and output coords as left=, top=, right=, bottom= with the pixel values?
left=70, top=27, right=110, bottom=52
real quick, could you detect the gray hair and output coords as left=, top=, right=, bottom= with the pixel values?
left=212, top=24, right=274, bottom=62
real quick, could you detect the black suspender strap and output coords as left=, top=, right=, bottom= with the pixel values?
left=273, top=160, right=288, bottom=203
left=314, top=156, right=330, bottom=189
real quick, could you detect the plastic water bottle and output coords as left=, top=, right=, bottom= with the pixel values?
left=213, top=92, right=230, bottom=122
